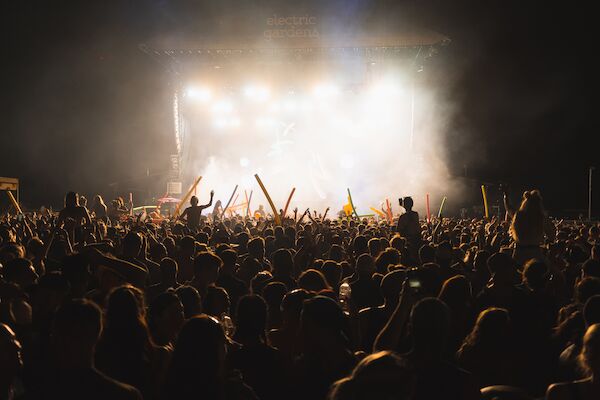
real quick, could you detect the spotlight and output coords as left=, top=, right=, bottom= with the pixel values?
left=186, top=86, right=212, bottom=102
left=312, top=83, right=340, bottom=98
left=244, top=85, right=270, bottom=102
left=211, top=99, right=233, bottom=114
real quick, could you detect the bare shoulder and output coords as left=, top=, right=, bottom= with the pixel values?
left=546, top=380, right=588, bottom=400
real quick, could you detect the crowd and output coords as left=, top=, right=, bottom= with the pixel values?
left=1, top=188, right=600, bottom=400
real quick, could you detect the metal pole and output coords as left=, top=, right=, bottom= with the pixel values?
left=590, top=167, right=595, bottom=221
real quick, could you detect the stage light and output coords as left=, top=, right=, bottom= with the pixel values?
left=244, top=85, right=270, bottom=102
left=186, top=86, right=212, bottom=102
left=283, top=99, right=297, bottom=112
left=312, top=83, right=340, bottom=98
left=211, top=99, right=234, bottom=114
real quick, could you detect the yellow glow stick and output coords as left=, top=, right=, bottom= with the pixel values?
left=173, top=176, right=202, bottom=217
left=281, top=187, right=296, bottom=219
left=6, top=191, right=22, bottom=215
left=347, top=189, right=359, bottom=219
left=481, top=185, right=490, bottom=219
left=254, top=174, right=281, bottom=225
left=370, top=207, right=386, bottom=218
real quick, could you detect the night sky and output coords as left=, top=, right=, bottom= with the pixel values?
left=2, top=1, right=597, bottom=216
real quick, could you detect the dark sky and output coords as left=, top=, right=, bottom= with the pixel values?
left=1, top=0, right=597, bottom=216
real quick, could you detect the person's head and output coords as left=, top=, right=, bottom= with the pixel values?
left=582, top=259, right=600, bottom=279
left=2, top=257, right=38, bottom=288
left=418, top=245, right=436, bottom=264
left=328, top=351, right=414, bottom=400
left=438, top=275, right=472, bottom=308
left=322, top=260, right=342, bottom=289
left=26, top=237, right=45, bottom=260
left=380, top=270, right=405, bottom=305
left=61, top=253, right=91, bottom=297
left=180, top=236, right=196, bottom=257
left=473, top=250, right=490, bottom=272
left=409, top=297, right=450, bottom=356
left=52, top=299, right=102, bottom=363
left=203, top=286, right=230, bottom=318
left=522, top=259, right=549, bottom=290
left=402, top=197, right=414, bottom=211
left=272, top=248, right=293, bottom=278
left=0, top=323, right=23, bottom=381
left=193, top=251, right=222, bottom=284
left=166, top=315, right=227, bottom=397
left=368, top=238, right=382, bottom=257
left=160, top=257, right=178, bottom=285
left=352, top=235, right=369, bottom=256
left=460, top=308, right=510, bottom=352
left=235, top=295, right=267, bottom=343
left=190, top=196, right=199, bottom=206
left=262, top=282, right=287, bottom=316
left=579, top=324, right=600, bottom=377
left=176, top=285, right=203, bottom=318
left=390, top=235, right=406, bottom=252
left=487, top=252, right=517, bottom=285
left=575, top=278, right=600, bottom=305
left=281, top=289, right=310, bottom=326
left=300, top=296, right=347, bottom=352
left=247, top=237, right=265, bottom=259
left=219, top=249, right=237, bottom=272
left=356, top=253, right=375, bottom=277
left=122, top=231, right=143, bottom=256
left=329, top=244, right=344, bottom=262
left=375, top=248, right=401, bottom=274
left=64, top=191, right=79, bottom=208
left=298, top=269, right=331, bottom=293
left=104, top=285, right=147, bottom=334
left=149, top=292, right=185, bottom=346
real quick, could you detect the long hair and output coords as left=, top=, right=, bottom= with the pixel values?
left=64, top=191, right=79, bottom=208
left=96, top=285, right=154, bottom=389
left=458, top=307, right=510, bottom=355
left=93, top=195, right=106, bottom=207
left=163, top=315, right=226, bottom=399
left=510, top=190, right=545, bottom=244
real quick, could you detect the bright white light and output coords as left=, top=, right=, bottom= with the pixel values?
left=244, top=85, right=270, bottom=102
left=213, top=118, right=228, bottom=129
left=230, top=117, right=241, bottom=128
left=211, top=99, right=233, bottom=114
left=312, top=83, right=340, bottom=98
left=339, top=155, right=355, bottom=169
left=283, top=99, right=297, bottom=112
left=268, top=103, right=281, bottom=113
left=239, top=157, right=250, bottom=167
left=370, top=80, right=401, bottom=100
left=255, top=116, right=275, bottom=128
left=186, top=86, right=212, bottom=102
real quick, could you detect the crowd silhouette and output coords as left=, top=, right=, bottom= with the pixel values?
left=1, top=189, right=600, bottom=399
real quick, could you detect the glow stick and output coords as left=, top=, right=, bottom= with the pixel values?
left=370, top=207, right=386, bottom=218
left=346, top=188, right=359, bottom=219
left=221, top=185, right=239, bottom=218
left=254, top=174, right=281, bottom=225
left=385, top=198, right=392, bottom=223
left=281, top=187, right=296, bottom=219
left=173, top=176, right=202, bottom=217
left=246, top=190, right=253, bottom=217
left=129, top=192, right=133, bottom=216
left=227, top=193, right=240, bottom=216
left=437, top=196, right=447, bottom=219
left=6, top=191, right=23, bottom=215
left=426, top=193, right=431, bottom=223
left=481, top=185, right=490, bottom=219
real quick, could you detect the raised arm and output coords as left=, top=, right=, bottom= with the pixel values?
left=373, top=279, right=414, bottom=352
left=201, top=190, right=215, bottom=209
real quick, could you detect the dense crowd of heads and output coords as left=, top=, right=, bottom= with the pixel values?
left=1, top=189, right=600, bottom=399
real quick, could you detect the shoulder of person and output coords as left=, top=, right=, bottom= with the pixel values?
left=546, top=381, right=584, bottom=400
